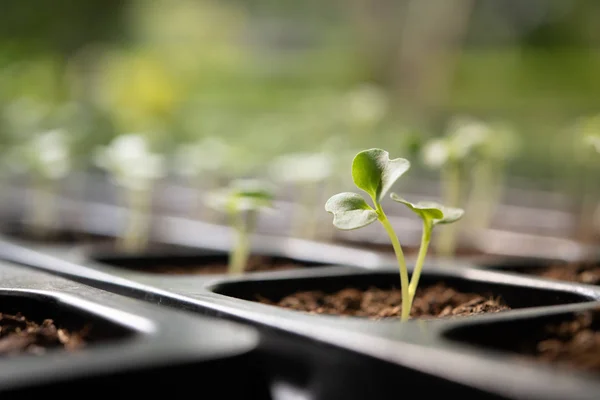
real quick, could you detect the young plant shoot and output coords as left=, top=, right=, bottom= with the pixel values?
left=173, top=136, right=232, bottom=221
left=574, top=119, right=600, bottom=243
left=6, top=129, right=73, bottom=238
left=325, top=149, right=464, bottom=321
left=206, top=179, right=274, bottom=275
left=421, top=117, right=487, bottom=257
left=94, top=133, right=166, bottom=253
left=269, top=151, right=333, bottom=240
left=388, top=195, right=464, bottom=315
left=464, top=122, right=520, bottom=233
left=589, top=133, right=600, bottom=234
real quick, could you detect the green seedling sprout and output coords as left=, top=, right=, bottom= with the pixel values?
left=572, top=117, right=600, bottom=244
left=589, top=133, right=600, bottom=237
left=205, top=179, right=274, bottom=275
left=6, top=129, right=72, bottom=238
left=464, top=122, right=520, bottom=232
left=421, top=117, right=488, bottom=257
left=94, top=133, right=166, bottom=253
left=325, top=148, right=464, bottom=321
left=389, top=195, right=464, bottom=313
left=173, top=136, right=232, bottom=221
left=268, top=151, right=333, bottom=240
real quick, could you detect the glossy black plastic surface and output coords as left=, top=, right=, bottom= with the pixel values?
left=3, top=212, right=600, bottom=399
left=0, top=261, right=267, bottom=397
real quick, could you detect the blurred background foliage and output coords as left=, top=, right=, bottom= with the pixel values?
left=0, top=0, right=599, bottom=195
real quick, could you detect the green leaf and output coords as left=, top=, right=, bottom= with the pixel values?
left=351, top=148, right=410, bottom=203
left=325, top=192, right=378, bottom=230
left=390, top=193, right=464, bottom=225
left=434, top=206, right=465, bottom=225
left=205, top=179, right=274, bottom=213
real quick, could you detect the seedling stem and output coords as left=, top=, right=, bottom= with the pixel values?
left=407, top=218, right=433, bottom=310
left=375, top=204, right=410, bottom=321
left=206, top=179, right=274, bottom=275
left=229, top=209, right=257, bottom=275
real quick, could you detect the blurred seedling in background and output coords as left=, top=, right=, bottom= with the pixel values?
left=571, top=116, right=600, bottom=244
left=205, top=179, right=274, bottom=275
left=6, top=129, right=72, bottom=238
left=173, top=136, right=233, bottom=221
left=463, top=121, right=520, bottom=234
left=421, top=117, right=488, bottom=257
left=325, top=148, right=463, bottom=321
left=269, top=151, right=333, bottom=240
left=343, top=84, right=389, bottom=136
left=94, top=133, right=166, bottom=253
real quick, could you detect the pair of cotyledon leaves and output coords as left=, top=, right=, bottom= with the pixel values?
left=206, top=179, right=275, bottom=214
left=325, top=149, right=464, bottom=230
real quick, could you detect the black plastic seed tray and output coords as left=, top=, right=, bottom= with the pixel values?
left=0, top=259, right=268, bottom=398
left=3, top=230, right=600, bottom=400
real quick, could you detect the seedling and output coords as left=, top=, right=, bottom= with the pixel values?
left=205, top=179, right=274, bottom=275
left=94, top=133, right=166, bottom=253
left=421, top=117, right=488, bottom=257
left=325, top=148, right=464, bottom=321
left=573, top=119, right=600, bottom=243
left=464, top=122, right=520, bottom=232
left=269, top=151, right=333, bottom=240
left=6, top=129, right=72, bottom=238
left=173, top=136, right=232, bottom=221
left=389, top=195, right=464, bottom=314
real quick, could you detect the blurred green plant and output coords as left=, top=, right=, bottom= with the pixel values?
left=571, top=115, right=600, bottom=243
left=6, top=129, right=72, bottom=237
left=172, top=136, right=234, bottom=221
left=421, top=116, right=487, bottom=257
left=269, top=151, right=333, bottom=239
left=205, top=179, right=274, bottom=274
left=464, top=121, right=521, bottom=233
left=94, top=133, right=166, bottom=253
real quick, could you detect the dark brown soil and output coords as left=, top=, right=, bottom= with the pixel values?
left=523, top=262, right=600, bottom=285
left=0, top=312, right=90, bottom=356
left=256, top=282, right=510, bottom=319
left=527, top=310, right=600, bottom=373
left=132, top=255, right=302, bottom=275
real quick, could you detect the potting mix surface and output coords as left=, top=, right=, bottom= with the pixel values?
left=527, top=263, right=600, bottom=285
left=257, top=282, right=511, bottom=319
left=525, top=310, right=600, bottom=373
left=0, top=313, right=88, bottom=356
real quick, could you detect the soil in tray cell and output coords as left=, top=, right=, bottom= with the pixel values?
left=526, top=262, right=600, bottom=286
left=525, top=310, right=600, bottom=373
left=0, top=312, right=89, bottom=356
left=257, top=282, right=510, bottom=319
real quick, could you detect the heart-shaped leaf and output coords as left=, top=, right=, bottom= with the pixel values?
left=390, top=193, right=464, bottom=225
left=351, top=149, right=410, bottom=203
left=325, top=192, right=378, bottom=230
